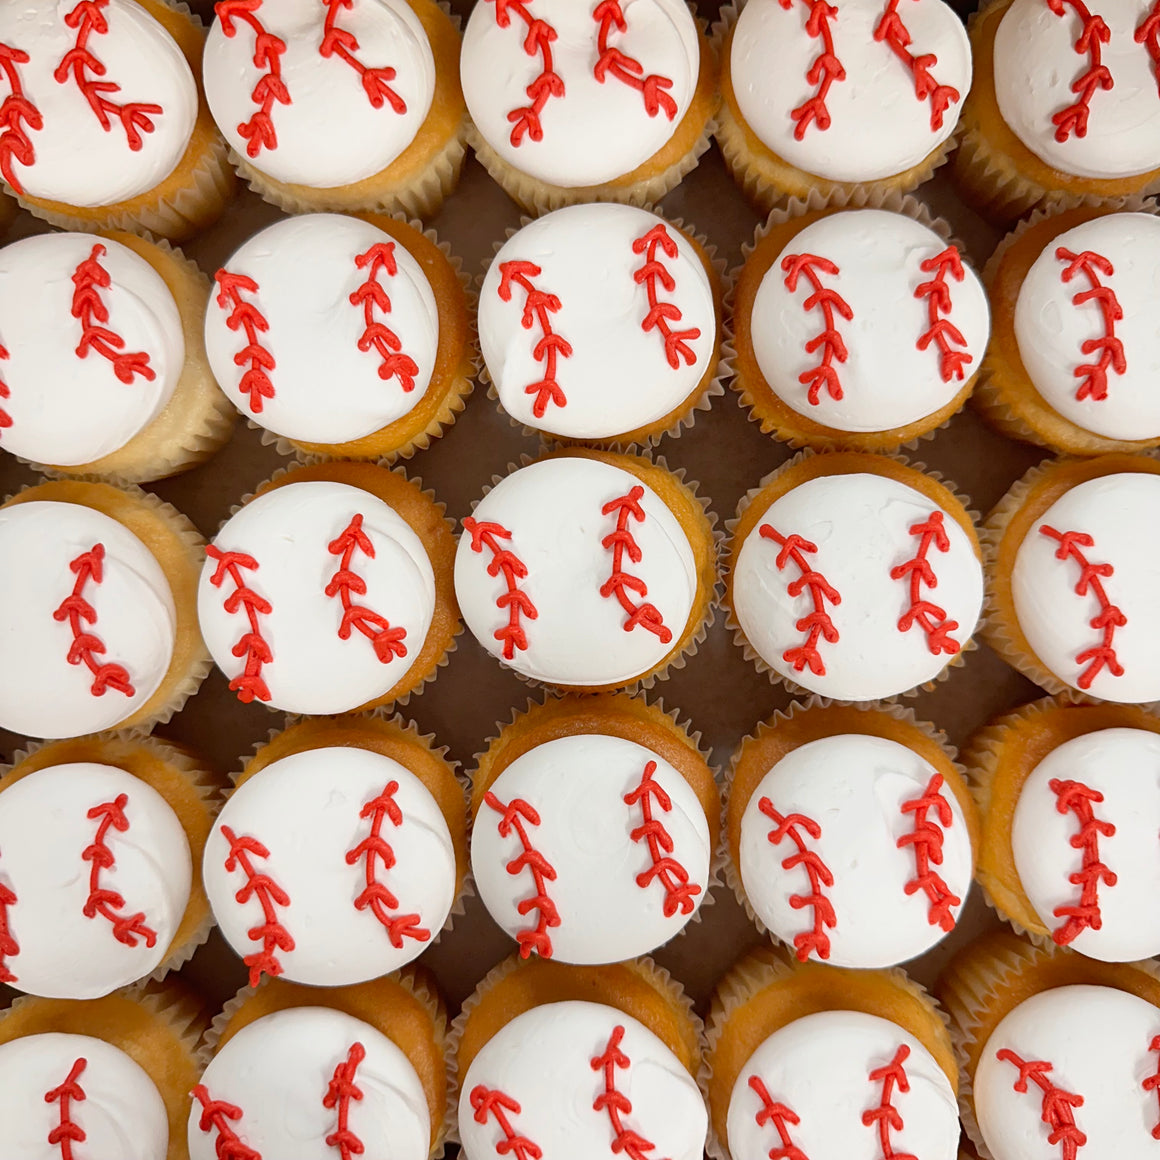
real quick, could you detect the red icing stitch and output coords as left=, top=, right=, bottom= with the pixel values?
left=915, top=246, right=973, bottom=384
left=996, top=1049, right=1086, bottom=1160
left=593, top=0, right=678, bottom=120
left=632, top=223, right=701, bottom=370
left=326, top=513, right=408, bottom=663
left=1048, top=777, right=1116, bottom=946
left=591, top=1024, right=664, bottom=1160
left=351, top=241, right=419, bottom=392
left=45, top=1057, right=87, bottom=1160
left=862, top=1045, right=915, bottom=1160
left=624, top=759, right=702, bottom=917
left=874, top=0, right=960, bottom=129
left=206, top=544, right=274, bottom=704
left=220, top=823, right=294, bottom=987
left=345, top=779, right=431, bottom=948
left=323, top=1042, right=366, bottom=1160
left=70, top=243, right=156, bottom=384
left=463, top=516, right=538, bottom=660
left=0, top=44, right=41, bottom=197
left=1139, top=2, right=1160, bottom=94
left=483, top=790, right=560, bottom=958
left=497, top=259, right=571, bottom=418
left=600, top=486, right=673, bottom=644
left=758, top=524, right=841, bottom=676
left=1045, top=0, right=1113, bottom=143
left=897, top=772, right=960, bottom=932
left=53, top=543, right=135, bottom=698
left=1056, top=247, right=1125, bottom=403
left=82, top=793, right=158, bottom=948
left=321, top=0, right=407, bottom=113
left=1143, top=1035, right=1160, bottom=1140
left=487, top=0, right=564, bottom=146
left=216, top=0, right=289, bottom=156
left=778, top=0, right=845, bottom=139
left=781, top=252, right=852, bottom=406
left=890, top=510, right=961, bottom=657
left=758, top=797, right=836, bottom=961
left=192, top=1084, right=262, bottom=1160
left=0, top=343, right=11, bottom=442
left=470, top=1085, right=543, bottom=1160
left=749, top=1075, right=810, bottom=1160
left=214, top=269, right=276, bottom=414
left=0, top=860, right=17, bottom=984
left=1039, top=524, right=1126, bottom=690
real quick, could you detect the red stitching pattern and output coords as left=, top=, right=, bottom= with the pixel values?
left=483, top=790, right=559, bottom=958
left=192, top=1084, right=262, bottom=1160
left=326, top=513, right=408, bottom=664
left=45, top=1057, right=87, bottom=1160
left=321, top=0, right=407, bottom=113
left=897, top=773, right=960, bottom=932
left=497, top=259, right=571, bottom=419
left=0, top=343, right=9, bottom=440
left=874, top=0, right=960, bottom=129
left=1056, top=247, right=1125, bottom=403
left=463, top=517, right=538, bottom=660
left=214, top=269, right=276, bottom=414
left=632, top=223, right=701, bottom=370
left=600, top=486, right=673, bottom=644
left=82, top=793, right=157, bottom=948
left=624, top=760, right=702, bottom=917
left=216, top=0, right=289, bottom=156
left=781, top=252, right=853, bottom=406
left=70, top=243, right=156, bottom=385
left=220, top=823, right=293, bottom=987
left=351, top=241, right=419, bottom=392
left=206, top=544, right=273, bottom=704
left=0, top=44, right=40, bottom=196
left=749, top=1075, right=810, bottom=1160
left=470, top=1085, right=543, bottom=1160
left=487, top=0, right=564, bottom=146
left=0, top=859, right=17, bottom=984
left=1039, top=525, right=1126, bottom=691
left=593, top=0, right=678, bottom=120
left=1139, top=2, right=1160, bottom=94
left=1045, top=0, right=1113, bottom=142
left=758, top=797, right=835, bottom=961
left=915, top=246, right=973, bottom=384
left=1048, top=777, right=1116, bottom=946
left=778, top=0, right=845, bottom=139
left=890, top=510, right=961, bottom=656
left=53, top=543, right=135, bottom=698
left=1143, top=1035, right=1160, bottom=1140
left=995, top=1049, right=1086, bottom=1160
left=862, top=1046, right=915, bottom=1160
left=591, top=1024, right=662, bottom=1160
left=323, top=1042, right=367, bottom=1160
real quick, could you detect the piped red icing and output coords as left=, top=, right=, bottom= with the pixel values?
left=890, top=510, right=961, bottom=657
left=0, top=343, right=8, bottom=439
left=897, top=772, right=960, bottom=932
left=323, top=1042, right=367, bottom=1160
left=351, top=241, right=419, bottom=393
left=600, top=486, right=673, bottom=644
left=593, top=0, right=678, bottom=120
left=624, top=759, right=702, bottom=917
left=591, top=1024, right=661, bottom=1160
left=995, top=1049, right=1086, bottom=1160
left=862, top=1045, right=913, bottom=1160
left=487, top=0, right=564, bottom=147
left=758, top=796, right=835, bottom=961
left=320, top=0, right=407, bottom=113
left=497, top=259, right=571, bottom=419
left=45, top=1057, right=87, bottom=1160
left=214, top=269, right=276, bottom=414
left=192, top=1084, right=262, bottom=1160
left=463, top=516, right=538, bottom=660
left=874, top=0, right=960, bottom=129
left=0, top=862, right=17, bottom=984
left=216, top=0, right=289, bottom=156
left=470, top=1085, right=543, bottom=1160
left=779, top=0, right=845, bottom=139
left=206, top=544, right=273, bottom=704
left=0, top=44, right=40, bottom=196
left=1055, top=247, right=1125, bottom=403
left=781, top=252, right=852, bottom=406
left=915, top=246, right=973, bottom=384
left=1143, top=1035, right=1160, bottom=1140
left=70, top=243, right=156, bottom=385
left=1045, top=0, right=1113, bottom=143
left=749, top=1075, right=810, bottom=1160
left=1139, top=3, right=1160, bottom=94
left=1048, top=777, right=1116, bottom=946
left=220, top=822, right=294, bottom=986
left=632, top=223, right=701, bottom=370
left=82, top=793, right=158, bottom=948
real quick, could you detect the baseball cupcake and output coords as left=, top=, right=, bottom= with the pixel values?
left=730, top=204, right=990, bottom=451
left=727, top=451, right=985, bottom=701
left=206, top=213, right=473, bottom=462
left=459, top=0, right=717, bottom=213
left=480, top=203, right=722, bottom=447
left=455, top=450, right=717, bottom=692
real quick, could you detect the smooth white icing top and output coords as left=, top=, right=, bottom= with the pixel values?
left=454, top=457, right=698, bottom=687
left=1011, top=727, right=1160, bottom=961
left=727, top=1010, right=959, bottom=1160
left=0, top=232, right=184, bottom=467
left=461, top=0, right=700, bottom=188
left=203, top=745, right=456, bottom=986
left=458, top=1000, right=706, bottom=1160
left=0, top=499, right=176, bottom=739
left=975, top=985, right=1160, bottom=1160
left=1014, top=213, right=1160, bottom=442
left=480, top=204, right=716, bottom=440
left=994, top=0, right=1160, bottom=180
left=0, top=1, right=197, bottom=206
left=729, top=0, right=971, bottom=183
left=204, top=214, right=439, bottom=443
left=737, top=734, right=972, bottom=968
left=190, top=1007, right=430, bottom=1160
left=1011, top=472, right=1160, bottom=703
left=752, top=210, right=990, bottom=432
left=197, top=480, right=436, bottom=714
left=732, top=472, right=983, bottom=700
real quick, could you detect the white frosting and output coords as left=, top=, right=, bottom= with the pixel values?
left=737, top=734, right=972, bottom=968
left=0, top=1, right=197, bottom=206
left=1014, top=213, right=1160, bottom=442
left=1011, top=472, right=1160, bottom=703
left=204, top=214, right=438, bottom=443
left=729, top=0, right=971, bottom=183
left=481, top=204, right=716, bottom=440
left=204, top=0, right=435, bottom=188
left=458, top=1000, right=706, bottom=1160
left=461, top=0, right=700, bottom=188
left=454, top=457, right=698, bottom=687
left=0, top=499, right=176, bottom=739
left=471, top=733, right=711, bottom=963
left=1011, top=728, right=1160, bottom=961
left=197, top=480, right=436, bottom=714
left=203, top=745, right=456, bottom=986
left=0, top=1032, right=168, bottom=1160
left=975, top=985, right=1160, bottom=1160
left=190, top=1007, right=430, bottom=1160
left=732, top=472, right=983, bottom=700
left=994, top=0, right=1160, bottom=180
left=0, top=232, right=184, bottom=466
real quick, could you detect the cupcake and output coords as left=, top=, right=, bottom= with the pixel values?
left=728, top=702, right=977, bottom=969
left=455, top=450, right=717, bottom=692
left=726, top=451, right=985, bottom=701
left=0, top=0, right=233, bottom=241
left=715, top=0, right=972, bottom=211
left=730, top=204, right=990, bottom=451
left=705, top=947, right=960, bottom=1160
left=965, top=696, right=1160, bottom=962
left=459, top=0, right=717, bottom=213
left=975, top=208, right=1160, bottom=457
left=205, top=212, right=473, bottom=462
left=455, top=955, right=706, bottom=1160
left=204, top=715, right=466, bottom=988
left=984, top=454, right=1160, bottom=704
left=470, top=693, right=719, bottom=964
left=0, top=480, right=207, bottom=739
left=480, top=203, right=722, bottom=448
left=191, top=970, right=450, bottom=1160
left=954, top=0, right=1160, bottom=222
left=203, top=0, right=465, bottom=218
left=197, top=462, right=457, bottom=714
left=0, top=229, right=233, bottom=484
